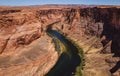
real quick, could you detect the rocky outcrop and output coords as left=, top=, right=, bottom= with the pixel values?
left=0, top=5, right=120, bottom=76
left=0, top=35, right=58, bottom=76
left=0, top=8, right=59, bottom=76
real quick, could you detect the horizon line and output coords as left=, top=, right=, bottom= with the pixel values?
left=0, top=4, right=120, bottom=7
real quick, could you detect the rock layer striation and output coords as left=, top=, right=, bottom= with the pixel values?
left=0, top=5, right=120, bottom=76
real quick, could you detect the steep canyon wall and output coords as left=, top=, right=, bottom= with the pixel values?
left=0, top=6, right=120, bottom=76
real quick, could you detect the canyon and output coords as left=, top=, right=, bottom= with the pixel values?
left=0, top=5, right=120, bottom=76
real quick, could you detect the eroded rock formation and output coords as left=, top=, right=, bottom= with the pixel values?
left=0, top=5, right=120, bottom=76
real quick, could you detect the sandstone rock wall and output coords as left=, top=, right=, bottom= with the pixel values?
left=0, top=6, right=120, bottom=76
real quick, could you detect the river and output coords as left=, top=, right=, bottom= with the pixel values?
left=45, top=27, right=83, bottom=76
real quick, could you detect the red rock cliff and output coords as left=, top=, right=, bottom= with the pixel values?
left=0, top=5, right=120, bottom=76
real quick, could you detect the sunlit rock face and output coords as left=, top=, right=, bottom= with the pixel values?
left=0, top=5, right=120, bottom=76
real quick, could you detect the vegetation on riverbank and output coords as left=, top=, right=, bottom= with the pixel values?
left=65, top=37, right=85, bottom=76
left=57, top=29, right=85, bottom=76
left=46, top=29, right=84, bottom=76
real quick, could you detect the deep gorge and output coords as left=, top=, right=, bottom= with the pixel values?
left=45, top=24, right=84, bottom=76
left=0, top=5, right=120, bottom=76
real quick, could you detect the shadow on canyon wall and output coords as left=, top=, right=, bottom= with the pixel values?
left=101, top=18, right=120, bottom=57
left=101, top=18, right=120, bottom=74
left=80, top=7, right=120, bottom=74
left=81, top=7, right=120, bottom=58
left=110, top=61, right=120, bottom=74
left=94, top=8, right=120, bottom=74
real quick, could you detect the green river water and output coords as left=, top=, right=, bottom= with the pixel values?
left=45, top=29, right=84, bottom=76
